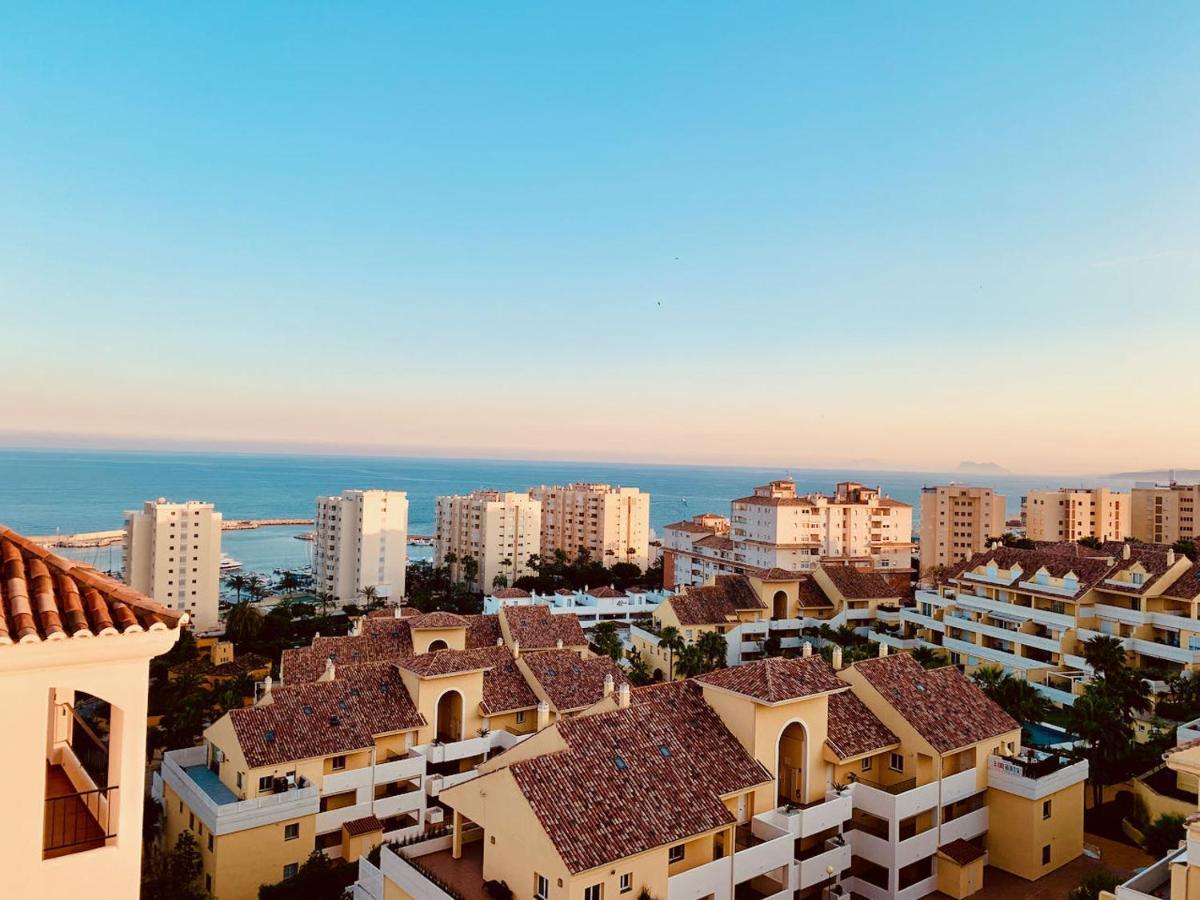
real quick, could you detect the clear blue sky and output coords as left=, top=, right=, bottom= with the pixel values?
left=2, top=3, right=1198, bottom=472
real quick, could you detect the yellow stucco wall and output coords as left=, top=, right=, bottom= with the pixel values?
left=986, top=780, right=1084, bottom=880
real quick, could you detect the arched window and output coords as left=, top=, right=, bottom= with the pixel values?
left=44, top=688, right=119, bottom=858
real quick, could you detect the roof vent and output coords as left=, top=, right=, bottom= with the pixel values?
left=613, top=755, right=627, bottom=770
left=265, top=729, right=275, bottom=743
left=658, top=745, right=671, bottom=758
left=329, top=715, right=340, bottom=726
left=303, top=705, right=312, bottom=715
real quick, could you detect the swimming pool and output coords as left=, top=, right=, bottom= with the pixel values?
left=1023, top=721, right=1075, bottom=747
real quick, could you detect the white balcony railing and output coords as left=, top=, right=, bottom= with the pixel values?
left=372, top=790, right=424, bottom=819
left=940, top=806, right=988, bottom=844
left=940, top=767, right=982, bottom=806
left=667, top=855, right=733, bottom=900
left=895, top=826, right=938, bottom=869
left=315, top=800, right=375, bottom=834
left=353, top=856, right=384, bottom=900
left=852, top=778, right=939, bottom=822
left=755, top=791, right=853, bottom=839
left=798, top=839, right=852, bottom=888
left=377, top=845, right=458, bottom=900
left=321, top=765, right=374, bottom=795
left=987, top=752, right=1089, bottom=801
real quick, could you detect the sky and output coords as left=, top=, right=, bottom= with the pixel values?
left=2, top=3, right=1198, bottom=474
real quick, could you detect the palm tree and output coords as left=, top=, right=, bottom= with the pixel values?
left=357, top=585, right=381, bottom=609
left=676, top=645, right=706, bottom=678
left=971, top=665, right=1007, bottom=700
left=657, top=626, right=685, bottom=681
left=696, top=631, right=728, bottom=671
left=910, top=646, right=943, bottom=670
left=625, top=649, right=653, bottom=686
left=278, top=572, right=301, bottom=596
left=224, top=602, right=263, bottom=644
left=244, top=574, right=266, bottom=603
left=1081, top=635, right=1127, bottom=678
left=224, top=573, right=249, bottom=603
left=592, top=621, right=623, bottom=661
left=314, top=591, right=336, bottom=618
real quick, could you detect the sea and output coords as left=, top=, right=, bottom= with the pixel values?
left=0, top=448, right=1147, bottom=582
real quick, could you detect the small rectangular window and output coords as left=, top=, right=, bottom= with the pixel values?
left=889, top=753, right=904, bottom=772
left=620, top=873, right=632, bottom=893
left=584, top=886, right=603, bottom=900
left=861, top=757, right=872, bottom=772
left=283, top=863, right=298, bottom=879
left=534, top=873, right=550, bottom=900
left=259, top=775, right=274, bottom=792
left=1042, top=799, right=1052, bottom=820
left=668, top=844, right=685, bottom=863
left=284, top=823, right=300, bottom=841
left=332, top=755, right=346, bottom=771
left=1042, top=844, right=1051, bottom=865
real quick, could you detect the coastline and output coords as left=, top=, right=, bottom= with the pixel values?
left=29, top=518, right=315, bottom=548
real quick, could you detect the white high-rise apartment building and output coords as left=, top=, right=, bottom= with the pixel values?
left=435, top=491, right=541, bottom=590
left=124, top=498, right=222, bottom=632
left=314, top=489, right=409, bottom=606
left=1023, top=487, right=1129, bottom=542
left=529, top=483, right=650, bottom=570
left=919, top=484, right=1007, bottom=576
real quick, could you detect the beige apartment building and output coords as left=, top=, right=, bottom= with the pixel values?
left=1023, top=488, right=1129, bottom=543
left=529, top=482, right=650, bottom=569
left=1132, top=482, right=1200, bottom=546
left=314, top=490, right=409, bottom=606
left=919, top=486, right=1007, bottom=578
left=125, top=498, right=222, bottom=632
left=435, top=491, right=541, bottom=590
left=663, top=480, right=913, bottom=589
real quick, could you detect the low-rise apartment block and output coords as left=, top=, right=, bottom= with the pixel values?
left=158, top=603, right=613, bottom=898
left=434, top=490, right=541, bottom=590
left=355, top=651, right=1087, bottom=900
left=314, top=489, right=409, bottom=606
left=1132, top=481, right=1200, bottom=546
left=125, top=497, right=222, bottom=632
left=918, top=485, right=1006, bottom=578
left=1, top=525, right=184, bottom=897
left=529, top=482, right=651, bottom=570
left=663, top=480, right=913, bottom=590
left=1023, top=488, right=1129, bottom=543
left=892, top=541, right=1200, bottom=702
left=483, top=584, right=673, bottom=628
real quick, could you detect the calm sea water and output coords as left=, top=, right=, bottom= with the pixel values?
left=0, top=449, right=1138, bottom=579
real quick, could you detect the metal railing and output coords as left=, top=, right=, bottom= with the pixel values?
left=44, top=785, right=118, bottom=854
left=69, top=709, right=110, bottom=788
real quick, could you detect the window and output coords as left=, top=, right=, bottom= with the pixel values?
left=889, top=753, right=904, bottom=772
left=1042, top=800, right=1052, bottom=820
left=861, top=757, right=872, bottom=772
left=515, top=710, right=526, bottom=724
left=620, top=873, right=632, bottom=893
left=236, top=772, right=244, bottom=790
left=283, top=863, right=299, bottom=879
left=259, top=775, right=274, bottom=792
left=584, top=886, right=603, bottom=900
left=1042, top=845, right=1051, bottom=865
left=189, top=812, right=194, bottom=830
left=205, top=874, right=212, bottom=892
left=668, top=844, right=685, bottom=863
left=535, top=873, right=550, bottom=899
left=331, top=755, right=346, bottom=771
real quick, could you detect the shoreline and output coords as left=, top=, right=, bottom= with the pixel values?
left=28, top=518, right=315, bottom=548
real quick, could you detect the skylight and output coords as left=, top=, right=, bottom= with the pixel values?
left=613, top=755, right=627, bottom=770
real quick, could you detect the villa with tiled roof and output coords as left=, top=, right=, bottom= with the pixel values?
left=0, top=525, right=185, bottom=896
left=357, top=648, right=1088, bottom=900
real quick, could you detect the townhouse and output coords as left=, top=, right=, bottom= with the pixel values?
left=893, top=541, right=1200, bottom=702
left=0, top=525, right=185, bottom=896
left=630, top=566, right=902, bottom=675
left=355, top=651, right=1087, bottom=900
left=662, top=480, right=914, bottom=591
left=158, top=604, right=620, bottom=898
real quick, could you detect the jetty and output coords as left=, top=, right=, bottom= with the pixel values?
left=28, top=518, right=315, bottom=549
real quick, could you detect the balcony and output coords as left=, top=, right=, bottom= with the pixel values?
left=940, top=806, right=988, bottom=843
left=797, top=836, right=852, bottom=888
left=316, top=799, right=375, bottom=833
left=987, top=749, right=1088, bottom=801
left=873, top=632, right=921, bottom=651
left=755, top=789, right=853, bottom=838
left=951, top=592, right=1074, bottom=629
left=941, top=636, right=1052, bottom=672
left=162, top=746, right=320, bottom=835
left=899, top=609, right=945, bottom=633
left=1114, top=846, right=1183, bottom=899
left=668, top=855, right=733, bottom=900
left=940, top=767, right=982, bottom=806
left=44, top=764, right=117, bottom=859
left=850, top=776, right=939, bottom=821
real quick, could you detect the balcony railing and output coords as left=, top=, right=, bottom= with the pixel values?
left=44, top=786, right=118, bottom=856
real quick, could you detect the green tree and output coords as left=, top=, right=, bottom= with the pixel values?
left=142, top=830, right=205, bottom=900
left=1070, top=685, right=1135, bottom=807
left=1068, top=871, right=1120, bottom=900
left=492, top=573, right=508, bottom=590
left=314, top=591, right=336, bottom=618
left=462, top=556, right=480, bottom=589
left=225, top=601, right=264, bottom=644
left=696, top=631, right=728, bottom=671
left=675, top=644, right=706, bottom=678
left=225, top=573, right=249, bottom=603
left=1141, top=813, right=1187, bottom=859
left=257, top=849, right=353, bottom=900
left=356, top=585, right=380, bottom=608
left=625, top=650, right=653, bottom=686
left=278, top=572, right=301, bottom=595
left=657, top=626, right=685, bottom=681
left=970, top=665, right=1007, bottom=698
left=1173, top=539, right=1197, bottom=561
left=910, top=645, right=943, bottom=670
left=592, top=621, right=624, bottom=661
left=1081, top=634, right=1127, bottom=678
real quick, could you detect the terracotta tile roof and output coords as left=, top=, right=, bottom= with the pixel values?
left=464, top=613, right=503, bottom=647
left=343, top=815, right=383, bottom=837
left=490, top=587, right=531, bottom=599
left=522, top=651, right=629, bottom=712
left=939, top=839, right=985, bottom=865
left=821, top=565, right=901, bottom=600
left=230, top=681, right=375, bottom=768
left=478, top=647, right=540, bottom=715
left=1163, top=737, right=1200, bottom=759
left=948, top=546, right=1114, bottom=599
left=732, top=495, right=817, bottom=508
left=796, top=577, right=835, bottom=609
left=504, top=680, right=771, bottom=873
left=668, top=574, right=766, bottom=626
left=825, top=691, right=899, bottom=759
left=281, top=627, right=414, bottom=684
left=0, top=526, right=184, bottom=644
left=409, top=611, right=468, bottom=629
left=663, top=519, right=722, bottom=534
left=1099, top=547, right=1177, bottom=596
left=754, top=567, right=808, bottom=581
left=173, top=651, right=272, bottom=679
left=501, top=606, right=587, bottom=650
left=852, top=654, right=1017, bottom=753
left=698, top=656, right=846, bottom=705
left=232, top=662, right=425, bottom=767
left=587, top=586, right=626, bottom=599
left=1163, top=562, right=1200, bottom=600
left=398, top=646, right=509, bottom=677
left=693, top=534, right=737, bottom=551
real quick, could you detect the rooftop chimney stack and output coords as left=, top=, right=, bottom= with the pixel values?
left=319, top=657, right=336, bottom=682
left=513, top=640, right=520, bottom=658
left=832, top=646, right=843, bottom=670
left=258, top=675, right=274, bottom=706
left=801, top=641, right=812, bottom=658
left=879, top=642, right=888, bottom=657
left=617, top=682, right=631, bottom=709
left=603, top=673, right=614, bottom=697
left=1123, top=543, right=1132, bottom=561
left=536, top=700, right=550, bottom=731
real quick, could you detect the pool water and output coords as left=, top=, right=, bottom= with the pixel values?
left=1023, top=721, right=1075, bottom=747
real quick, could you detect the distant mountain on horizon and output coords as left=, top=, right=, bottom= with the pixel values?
left=957, top=460, right=1009, bottom=474
left=1110, top=468, right=1200, bottom=481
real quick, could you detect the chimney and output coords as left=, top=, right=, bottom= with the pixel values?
left=536, top=700, right=550, bottom=731
left=878, top=642, right=888, bottom=657
left=496, top=637, right=504, bottom=646
left=801, top=641, right=812, bottom=658
left=513, top=640, right=521, bottom=658
left=556, top=638, right=564, bottom=649
left=258, top=675, right=274, bottom=706
left=318, top=657, right=335, bottom=683
left=1168, top=549, right=1177, bottom=566
left=1123, top=543, right=1131, bottom=561
left=603, top=673, right=614, bottom=697
left=617, top=683, right=631, bottom=709
left=831, top=646, right=843, bottom=670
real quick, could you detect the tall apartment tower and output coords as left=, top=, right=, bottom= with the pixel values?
left=314, top=489, right=409, bottom=606
left=918, top=485, right=1006, bottom=577
left=1131, top=482, right=1200, bottom=545
left=124, top=498, right=222, bottom=632
left=435, top=491, right=541, bottom=590
left=529, top=483, right=650, bottom=570
left=1023, top=488, right=1129, bottom=542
